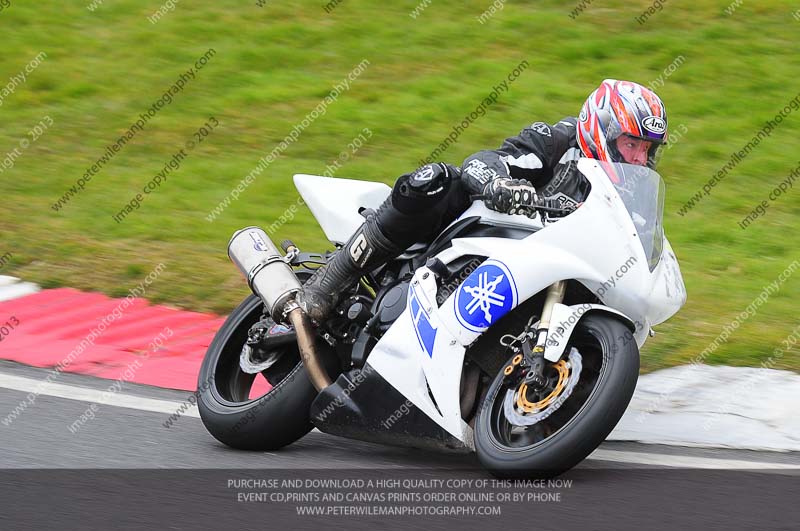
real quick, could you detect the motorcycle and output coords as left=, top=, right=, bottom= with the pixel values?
left=197, top=158, right=687, bottom=478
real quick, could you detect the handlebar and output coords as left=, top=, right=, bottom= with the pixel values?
left=469, top=193, right=577, bottom=217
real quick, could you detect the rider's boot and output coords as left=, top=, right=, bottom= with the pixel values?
left=297, top=205, right=403, bottom=323
left=297, top=163, right=463, bottom=323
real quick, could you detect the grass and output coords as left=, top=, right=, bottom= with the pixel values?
left=1, top=1, right=798, bottom=372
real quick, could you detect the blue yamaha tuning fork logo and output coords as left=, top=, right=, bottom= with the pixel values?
left=455, top=260, right=518, bottom=332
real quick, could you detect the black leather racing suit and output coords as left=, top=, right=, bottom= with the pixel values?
left=460, top=116, right=589, bottom=211
left=374, top=116, right=590, bottom=247
left=296, top=116, right=596, bottom=321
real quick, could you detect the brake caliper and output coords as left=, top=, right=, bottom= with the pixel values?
left=501, top=344, right=583, bottom=427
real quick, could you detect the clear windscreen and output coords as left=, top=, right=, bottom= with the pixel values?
left=597, top=162, right=666, bottom=271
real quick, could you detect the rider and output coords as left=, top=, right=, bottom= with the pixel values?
left=297, top=79, right=668, bottom=322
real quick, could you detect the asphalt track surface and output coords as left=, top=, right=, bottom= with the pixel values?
left=1, top=360, right=797, bottom=530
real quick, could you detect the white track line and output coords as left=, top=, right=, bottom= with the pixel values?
left=0, top=276, right=40, bottom=302
left=0, top=372, right=199, bottom=418
left=588, top=449, right=799, bottom=470
left=0, top=276, right=20, bottom=287
left=1, top=371, right=798, bottom=470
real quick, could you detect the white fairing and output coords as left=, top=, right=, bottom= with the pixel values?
left=299, top=159, right=687, bottom=444
left=365, top=266, right=470, bottom=439
left=544, top=303, right=644, bottom=362
left=293, top=174, right=390, bottom=244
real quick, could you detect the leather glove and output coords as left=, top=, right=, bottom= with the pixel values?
left=540, top=197, right=579, bottom=216
left=482, top=178, right=540, bottom=217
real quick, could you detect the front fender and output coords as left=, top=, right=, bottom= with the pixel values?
left=543, top=303, right=644, bottom=362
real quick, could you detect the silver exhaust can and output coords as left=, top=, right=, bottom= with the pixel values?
left=228, top=226, right=302, bottom=323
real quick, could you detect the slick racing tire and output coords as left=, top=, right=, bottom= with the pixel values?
left=474, top=313, right=639, bottom=478
left=198, top=278, right=338, bottom=451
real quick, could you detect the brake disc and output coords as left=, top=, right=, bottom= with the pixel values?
left=238, top=320, right=290, bottom=374
left=239, top=343, right=281, bottom=374
left=502, top=348, right=583, bottom=426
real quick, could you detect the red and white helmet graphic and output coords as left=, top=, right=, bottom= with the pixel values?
left=577, top=79, right=668, bottom=170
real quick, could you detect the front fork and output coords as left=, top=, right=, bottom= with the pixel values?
left=504, top=281, right=567, bottom=387
left=534, top=280, right=567, bottom=353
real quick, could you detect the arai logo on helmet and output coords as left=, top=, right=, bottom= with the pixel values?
left=642, top=116, right=667, bottom=134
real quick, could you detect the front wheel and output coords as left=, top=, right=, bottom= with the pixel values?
left=474, top=313, right=639, bottom=478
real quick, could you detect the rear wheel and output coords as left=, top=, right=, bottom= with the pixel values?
left=198, top=273, right=337, bottom=450
left=474, top=313, right=639, bottom=478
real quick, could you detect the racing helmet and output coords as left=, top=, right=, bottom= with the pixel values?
left=577, top=79, right=668, bottom=170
